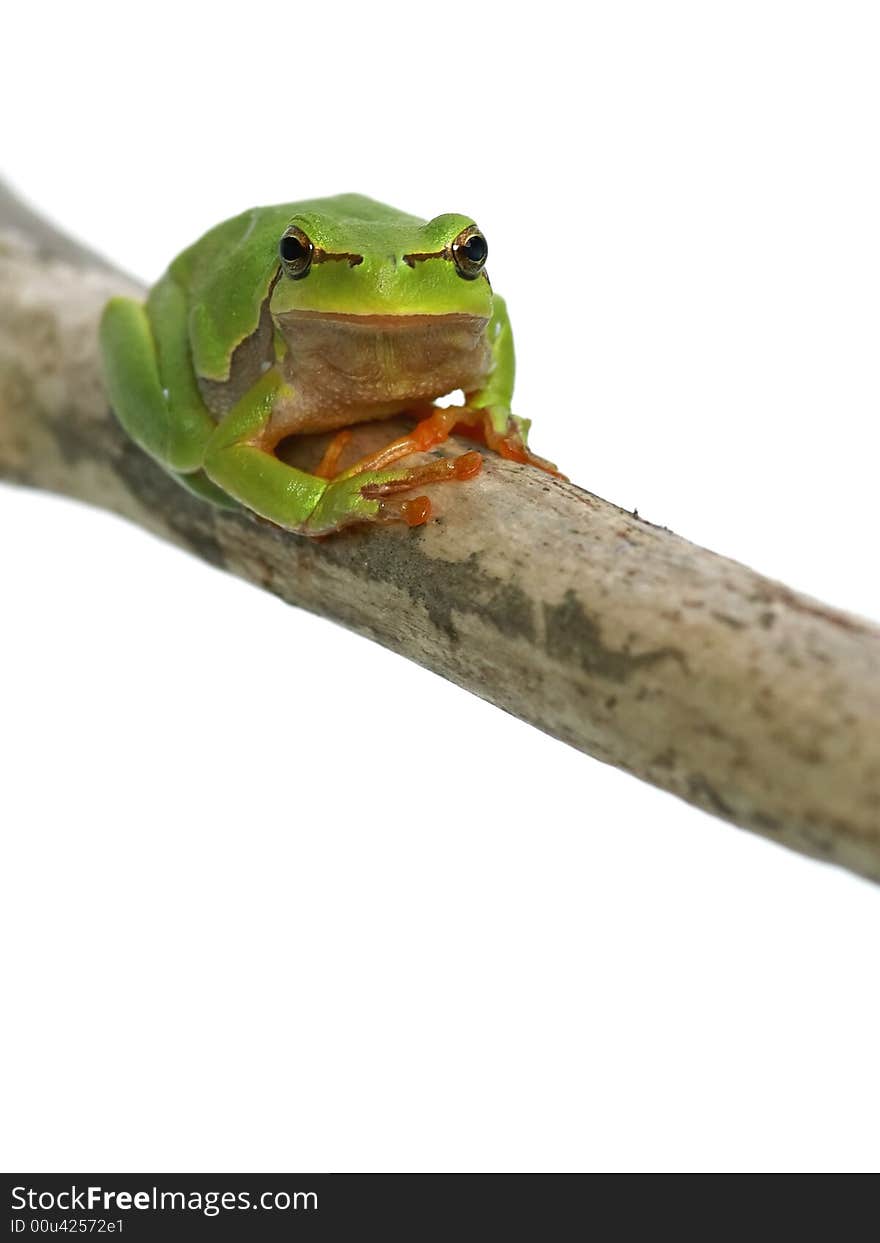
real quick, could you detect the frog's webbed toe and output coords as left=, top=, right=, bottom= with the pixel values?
left=462, top=409, right=566, bottom=479
left=361, top=452, right=482, bottom=525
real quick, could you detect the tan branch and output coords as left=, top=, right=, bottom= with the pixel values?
left=2, top=182, right=879, bottom=883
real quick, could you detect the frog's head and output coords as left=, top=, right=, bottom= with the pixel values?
left=268, top=200, right=493, bottom=322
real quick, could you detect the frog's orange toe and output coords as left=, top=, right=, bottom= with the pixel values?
left=315, top=429, right=353, bottom=478
left=491, top=436, right=566, bottom=480
left=372, top=494, right=432, bottom=526
left=402, top=496, right=432, bottom=526
left=452, top=449, right=483, bottom=480
left=510, top=445, right=566, bottom=480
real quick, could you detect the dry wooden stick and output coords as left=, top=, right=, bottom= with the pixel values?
left=2, top=183, right=879, bottom=883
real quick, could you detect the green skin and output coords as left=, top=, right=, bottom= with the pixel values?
left=100, top=194, right=533, bottom=535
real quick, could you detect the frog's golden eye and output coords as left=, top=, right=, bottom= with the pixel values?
left=451, top=226, right=488, bottom=280
left=279, top=226, right=314, bottom=279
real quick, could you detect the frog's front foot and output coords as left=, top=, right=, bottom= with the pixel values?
left=460, top=408, right=566, bottom=479
left=306, top=452, right=482, bottom=535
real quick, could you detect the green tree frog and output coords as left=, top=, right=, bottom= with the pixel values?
left=100, top=194, right=559, bottom=535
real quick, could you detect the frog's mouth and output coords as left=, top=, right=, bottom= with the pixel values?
left=281, top=309, right=489, bottom=330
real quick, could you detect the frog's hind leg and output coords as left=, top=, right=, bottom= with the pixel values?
left=100, top=282, right=216, bottom=478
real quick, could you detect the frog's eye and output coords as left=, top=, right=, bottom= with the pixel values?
left=451, top=226, right=488, bottom=280
left=279, top=226, right=314, bottom=279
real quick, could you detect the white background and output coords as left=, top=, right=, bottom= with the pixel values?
left=3, top=1, right=880, bottom=1173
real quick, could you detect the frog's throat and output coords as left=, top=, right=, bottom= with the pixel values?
left=270, top=309, right=493, bottom=432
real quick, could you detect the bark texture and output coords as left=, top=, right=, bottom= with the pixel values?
left=2, top=183, right=879, bottom=883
